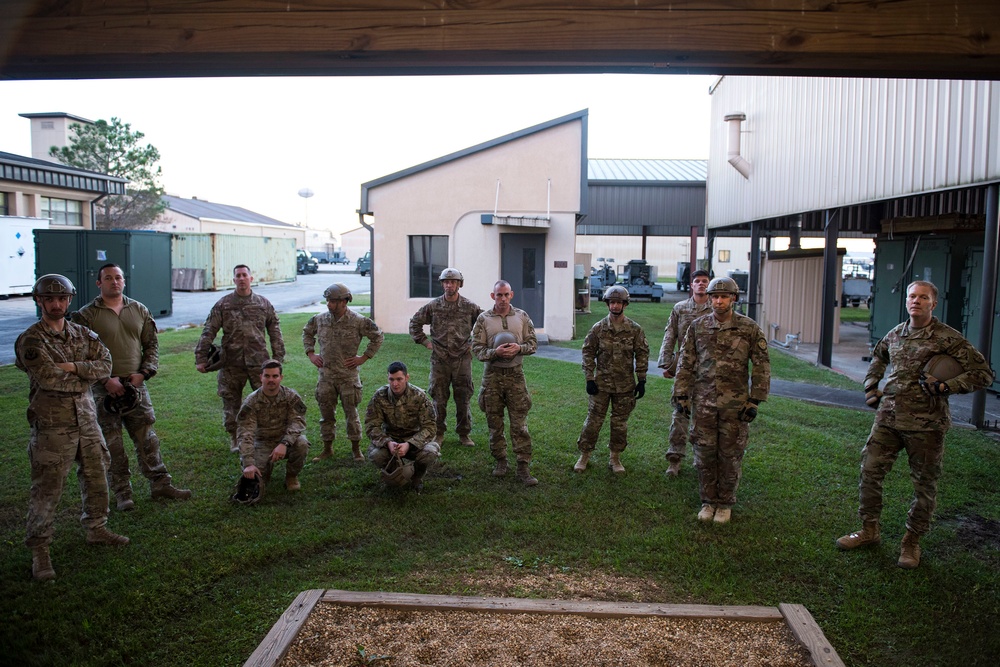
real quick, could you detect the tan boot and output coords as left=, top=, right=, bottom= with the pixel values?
left=86, top=526, right=130, bottom=546
left=608, top=451, right=625, bottom=474
left=713, top=507, right=732, bottom=524
left=32, top=546, right=56, bottom=581
left=285, top=476, right=301, bottom=492
left=350, top=441, right=364, bottom=462
left=697, top=504, right=716, bottom=522
left=492, top=458, right=509, bottom=477
left=836, top=520, right=881, bottom=550
left=897, top=530, right=922, bottom=569
left=312, top=442, right=333, bottom=462
left=116, top=494, right=135, bottom=511
left=665, top=460, right=682, bottom=477
left=435, top=430, right=446, bottom=445
left=151, top=484, right=192, bottom=501
left=515, top=461, right=538, bottom=486
left=459, top=434, right=476, bottom=447
left=573, top=452, right=590, bottom=473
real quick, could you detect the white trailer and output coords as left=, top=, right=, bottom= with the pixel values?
left=1, top=217, right=48, bottom=298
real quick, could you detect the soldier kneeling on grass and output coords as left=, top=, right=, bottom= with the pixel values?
left=365, top=361, right=441, bottom=494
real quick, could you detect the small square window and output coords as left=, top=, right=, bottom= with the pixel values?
left=718, top=249, right=732, bottom=263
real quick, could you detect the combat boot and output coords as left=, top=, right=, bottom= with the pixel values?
left=350, top=440, right=364, bottom=462
left=573, top=452, right=590, bottom=473
left=435, top=430, right=446, bottom=446
left=697, top=504, right=715, bottom=522
left=151, top=483, right=192, bottom=501
left=459, top=434, right=476, bottom=447
left=312, top=441, right=334, bottom=462
left=713, top=507, right=732, bottom=524
left=608, top=451, right=625, bottom=474
left=492, top=458, right=509, bottom=477
left=836, top=520, right=881, bottom=550
left=116, top=493, right=135, bottom=511
left=32, top=546, right=56, bottom=581
left=411, top=475, right=425, bottom=494
left=285, top=476, right=301, bottom=492
left=665, top=459, right=682, bottom=477
left=86, top=526, right=130, bottom=546
left=515, top=461, right=538, bottom=486
left=897, top=531, right=922, bottom=569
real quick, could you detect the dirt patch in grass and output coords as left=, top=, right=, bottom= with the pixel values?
left=281, top=567, right=813, bottom=667
left=943, top=513, right=1000, bottom=551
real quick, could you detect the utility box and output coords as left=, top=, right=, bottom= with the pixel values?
left=34, top=229, right=172, bottom=317
left=2, top=216, right=48, bottom=297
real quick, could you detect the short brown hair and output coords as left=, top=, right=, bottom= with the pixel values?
left=261, top=359, right=282, bottom=373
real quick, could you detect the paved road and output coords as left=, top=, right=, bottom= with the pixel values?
left=0, top=266, right=369, bottom=366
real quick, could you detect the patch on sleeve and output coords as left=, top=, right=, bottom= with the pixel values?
left=757, top=338, right=768, bottom=350
left=23, top=347, right=40, bottom=363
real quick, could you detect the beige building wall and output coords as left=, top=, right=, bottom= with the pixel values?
left=759, top=252, right=841, bottom=345
left=152, top=210, right=306, bottom=246
left=0, top=179, right=97, bottom=229
left=366, top=119, right=584, bottom=339
left=340, top=226, right=371, bottom=265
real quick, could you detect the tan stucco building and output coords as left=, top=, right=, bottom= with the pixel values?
left=359, top=110, right=588, bottom=341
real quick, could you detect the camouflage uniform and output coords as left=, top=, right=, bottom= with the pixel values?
left=409, top=295, right=483, bottom=439
left=673, top=312, right=770, bottom=509
left=657, top=297, right=712, bottom=462
left=195, top=291, right=285, bottom=442
left=72, top=296, right=175, bottom=502
left=364, top=383, right=441, bottom=474
left=576, top=314, right=649, bottom=453
left=236, top=385, right=309, bottom=484
left=15, top=320, right=113, bottom=548
left=302, top=309, right=383, bottom=445
left=859, top=318, right=993, bottom=535
left=471, top=307, right=538, bottom=463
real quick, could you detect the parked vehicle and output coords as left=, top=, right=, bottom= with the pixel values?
left=842, top=275, right=872, bottom=308
left=331, top=251, right=350, bottom=265
left=591, top=257, right=663, bottom=302
left=311, top=251, right=331, bottom=264
left=296, top=249, right=319, bottom=274
left=356, top=250, right=371, bottom=276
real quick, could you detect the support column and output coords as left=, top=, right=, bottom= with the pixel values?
left=971, top=183, right=999, bottom=428
left=818, top=210, right=840, bottom=368
left=748, top=221, right=761, bottom=321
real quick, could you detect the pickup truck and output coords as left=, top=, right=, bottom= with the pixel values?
left=356, top=251, right=371, bottom=276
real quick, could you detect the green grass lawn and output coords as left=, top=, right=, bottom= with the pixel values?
left=2, top=313, right=997, bottom=666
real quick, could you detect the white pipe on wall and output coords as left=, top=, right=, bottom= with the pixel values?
left=724, top=113, right=751, bottom=179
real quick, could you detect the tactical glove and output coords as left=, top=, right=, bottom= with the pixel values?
left=586, top=380, right=599, bottom=396
left=672, top=396, right=691, bottom=417
left=864, top=384, right=883, bottom=408
left=919, top=373, right=950, bottom=396
left=738, top=399, right=760, bottom=423
left=634, top=380, right=646, bottom=399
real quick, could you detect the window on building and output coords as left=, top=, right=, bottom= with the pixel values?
left=41, top=197, right=83, bottom=226
left=409, top=235, right=449, bottom=298
left=718, top=249, right=731, bottom=263
left=0, top=192, right=8, bottom=216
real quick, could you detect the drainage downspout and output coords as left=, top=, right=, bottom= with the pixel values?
left=724, top=113, right=750, bottom=179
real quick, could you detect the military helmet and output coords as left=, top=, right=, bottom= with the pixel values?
left=32, top=274, right=76, bottom=298
left=204, top=343, right=224, bottom=372
left=439, top=267, right=464, bottom=287
left=603, top=285, right=630, bottom=304
left=231, top=472, right=264, bottom=506
left=492, top=331, right=518, bottom=347
left=706, top=277, right=740, bottom=296
left=323, top=283, right=353, bottom=303
left=103, top=383, right=141, bottom=416
left=922, top=354, right=965, bottom=382
left=380, top=454, right=414, bottom=488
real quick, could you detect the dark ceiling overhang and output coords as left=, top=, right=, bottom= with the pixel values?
left=1, top=1, right=998, bottom=81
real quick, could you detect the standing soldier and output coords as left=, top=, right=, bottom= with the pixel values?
left=409, top=267, right=483, bottom=447
left=471, top=280, right=539, bottom=486
left=195, top=264, right=285, bottom=452
left=836, top=280, right=992, bottom=568
left=365, top=361, right=441, bottom=493
left=16, top=274, right=129, bottom=582
left=73, top=263, right=192, bottom=511
left=672, top=277, right=770, bottom=525
left=304, top=283, right=384, bottom=462
left=658, top=268, right=712, bottom=477
left=574, top=286, right=649, bottom=474
left=236, top=360, right=309, bottom=493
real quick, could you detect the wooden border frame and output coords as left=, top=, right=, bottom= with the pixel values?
left=244, top=589, right=844, bottom=667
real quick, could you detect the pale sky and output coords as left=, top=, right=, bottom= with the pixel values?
left=0, top=74, right=716, bottom=238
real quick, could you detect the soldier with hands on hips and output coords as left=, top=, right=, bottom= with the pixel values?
left=574, top=286, right=649, bottom=474
left=195, top=264, right=285, bottom=452
left=16, top=274, right=130, bottom=581
left=303, top=282, right=384, bottom=462
left=672, top=277, right=770, bottom=525
left=836, top=280, right=993, bottom=568
left=658, top=268, right=711, bottom=477
left=409, top=267, right=483, bottom=447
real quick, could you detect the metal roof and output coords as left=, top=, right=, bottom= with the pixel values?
left=162, top=194, right=295, bottom=228
left=0, top=150, right=128, bottom=194
left=588, top=159, right=707, bottom=184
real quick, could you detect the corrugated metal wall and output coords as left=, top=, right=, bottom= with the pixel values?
left=760, top=252, right=841, bottom=345
left=582, top=183, right=706, bottom=236
left=171, top=233, right=296, bottom=290
left=707, top=77, right=1000, bottom=229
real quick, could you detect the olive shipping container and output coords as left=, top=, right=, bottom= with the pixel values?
left=171, top=233, right=296, bottom=291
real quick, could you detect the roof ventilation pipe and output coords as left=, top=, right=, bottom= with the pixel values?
left=724, top=113, right=750, bottom=179
left=789, top=216, right=802, bottom=250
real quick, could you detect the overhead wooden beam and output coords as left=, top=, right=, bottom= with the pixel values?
left=1, top=1, right=998, bottom=80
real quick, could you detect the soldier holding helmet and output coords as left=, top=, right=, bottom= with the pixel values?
left=409, top=267, right=483, bottom=447
left=573, top=285, right=649, bottom=475
left=303, top=282, right=384, bottom=462
left=672, top=277, right=770, bottom=525
left=15, top=274, right=129, bottom=581
left=471, top=280, right=539, bottom=486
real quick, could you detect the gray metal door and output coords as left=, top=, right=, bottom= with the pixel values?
left=501, top=233, right=545, bottom=326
